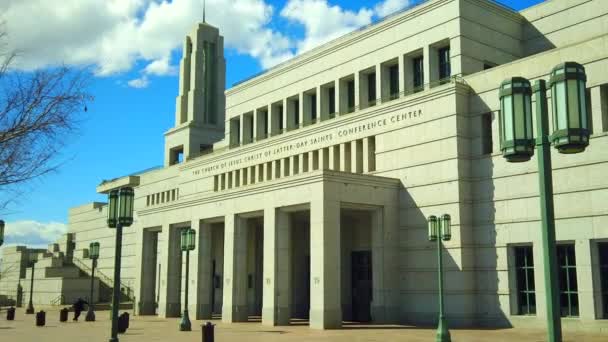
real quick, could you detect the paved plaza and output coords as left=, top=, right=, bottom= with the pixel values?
left=0, top=307, right=606, bottom=342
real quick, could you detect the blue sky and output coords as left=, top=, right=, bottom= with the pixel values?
left=0, top=0, right=545, bottom=247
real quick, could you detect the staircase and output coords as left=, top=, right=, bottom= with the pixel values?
left=71, top=256, right=134, bottom=302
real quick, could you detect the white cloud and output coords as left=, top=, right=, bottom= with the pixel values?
left=2, top=220, right=67, bottom=247
left=1, top=0, right=292, bottom=79
left=374, top=0, right=413, bottom=18
left=281, top=0, right=373, bottom=54
left=127, top=76, right=150, bottom=88
left=0, top=0, right=420, bottom=87
left=144, top=57, right=177, bottom=76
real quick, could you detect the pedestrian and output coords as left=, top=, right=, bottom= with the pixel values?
left=72, top=298, right=88, bottom=321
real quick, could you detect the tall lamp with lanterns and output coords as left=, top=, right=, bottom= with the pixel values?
left=498, top=62, right=590, bottom=342
left=427, top=214, right=452, bottom=342
left=86, top=242, right=100, bottom=322
left=179, top=228, right=196, bottom=331
left=107, top=188, right=134, bottom=342
left=25, top=252, right=38, bottom=314
left=0, top=220, right=4, bottom=247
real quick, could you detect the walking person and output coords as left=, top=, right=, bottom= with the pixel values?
left=72, top=298, right=88, bottom=321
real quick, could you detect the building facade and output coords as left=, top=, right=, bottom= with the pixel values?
left=2, top=0, right=608, bottom=332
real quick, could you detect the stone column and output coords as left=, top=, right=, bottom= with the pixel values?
left=375, top=64, right=382, bottom=104
left=370, top=206, right=399, bottom=323
left=262, top=208, right=292, bottom=326
left=576, top=239, right=596, bottom=320
left=222, top=214, right=248, bottom=322
left=159, top=224, right=182, bottom=318
left=309, top=193, right=342, bottom=329
left=139, top=228, right=158, bottom=315
left=197, top=221, right=213, bottom=319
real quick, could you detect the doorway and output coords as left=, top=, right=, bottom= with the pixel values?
left=351, top=251, right=372, bottom=322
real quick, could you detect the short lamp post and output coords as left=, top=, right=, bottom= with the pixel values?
left=25, top=252, right=38, bottom=314
left=179, top=228, right=196, bottom=332
left=86, top=242, right=100, bottom=322
left=0, top=219, right=5, bottom=247
left=107, top=188, right=135, bottom=342
left=498, top=62, right=590, bottom=342
left=428, top=214, right=452, bottom=342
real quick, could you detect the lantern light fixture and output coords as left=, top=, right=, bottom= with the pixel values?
left=107, top=190, right=119, bottom=228
left=118, top=187, right=135, bottom=227
left=90, top=242, right=100, bottom=260
left=428, top=215, right=438, bottom=241
left=499, top=77, right=535, bottom=163
left=441, top=214, right=451, bottom=241
left=548, top=62, right=590, bottom=154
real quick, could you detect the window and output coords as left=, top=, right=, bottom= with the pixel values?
left=389, top=64, right=399, bottom=99
left=170, top=146, right=184, bottom=165
left=347, top=80, right=355, bottom=112
left=413, top=56, right=424, bottom=91
left=278, top=106, right=284, bottom=131
left=368, top=72, right=376, bottom=105
left=601, top=84, right=608, bottom=132
left=311, top=94, right=317, bottom=121
left=515, top=246, right=536, bottom=315
left=481, top=113, right=493, bottom=155
left=438, top=47, right=451, bottom=81
left=558, top=244, right=579, bottom=317
left=328, top=87, right=336, bottom=117
left=598, top=242, right=608, bottom=318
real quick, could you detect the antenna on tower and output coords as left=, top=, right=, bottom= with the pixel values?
left=203, top=0, right=206, bottom=23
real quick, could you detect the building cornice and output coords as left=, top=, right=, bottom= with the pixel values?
left=137, top=170, right=401, bottom=216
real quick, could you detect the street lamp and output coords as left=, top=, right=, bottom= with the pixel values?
left=428, top=214, right=452, bottom=342
left=107, top=187, right=134, bottom=342
left=0, top=220, right=5, bottom=247
left=498, top=61, right=590, bottom=342
left=25, top=252, right=38, bottom=314
left=179, top=228, right=196, bottom=331
left=86, top=242, right=100, bottom=322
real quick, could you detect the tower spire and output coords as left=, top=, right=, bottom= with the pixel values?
left=203, top=0, right=206, bottom=23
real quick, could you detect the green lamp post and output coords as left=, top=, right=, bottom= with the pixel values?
left=179, top=228, right=196, bottom=331
left=428, top=214, right=452, bottom=342
left=498, top=62, right=590, bottom=342
left=86, top=242, right=100, bottom=322
left=107, top=187, right=134, bottom=342
left=0, top=220, right=5, bottom=247
left=25, top=252, right=38, bottom=314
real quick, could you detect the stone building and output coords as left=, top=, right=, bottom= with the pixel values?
left=2, top=0, right=608, bottom=332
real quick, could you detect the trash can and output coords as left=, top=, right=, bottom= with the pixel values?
left=6, top=307, right=16, bottom=321
left=35, top=310, right=46, bottom=327
left=117, top=312, right=129, bottom=334
left=202, top=321, right=215, bottom=342
left=60, top=308, right=69, bottom=322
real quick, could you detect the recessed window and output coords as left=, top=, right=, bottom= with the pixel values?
left=328, top=87, right=336, bottom=118
left=514, top=246, right=536, bottom=315
left=170, top=146, right=184, bottom=165
left=413, top=56, right=424, bottom=91
left=438, top=46, right=451, bottom=82
left=601, top=84, right=608, bottom=132
left=481, top=113, right=493, bottom=155
left=389, top=64, right=399, bottom=99
left=558, top=244, right=579, bottom=317
left=367, top=72, right=377, bottom=106
left=347, top=80, right=355, bottom=113
left=598, top=242, right=608, bottom=318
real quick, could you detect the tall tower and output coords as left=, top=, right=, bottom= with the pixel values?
left=164, top=22, right=226, bottom=166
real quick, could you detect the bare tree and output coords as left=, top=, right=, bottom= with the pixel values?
left=0, top=26, right=93, bottom=210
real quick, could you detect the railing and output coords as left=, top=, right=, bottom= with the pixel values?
left=71, top=256, right=135, bottom=301
left=50, top=294, right=64, bottom=306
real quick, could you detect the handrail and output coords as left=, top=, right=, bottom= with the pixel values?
left=50, top=294, right=64, bottom=306
left=71, top=256, right=135, bottom=301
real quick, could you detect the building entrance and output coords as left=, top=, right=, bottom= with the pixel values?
left=351, top=250, right=372, bottom=322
